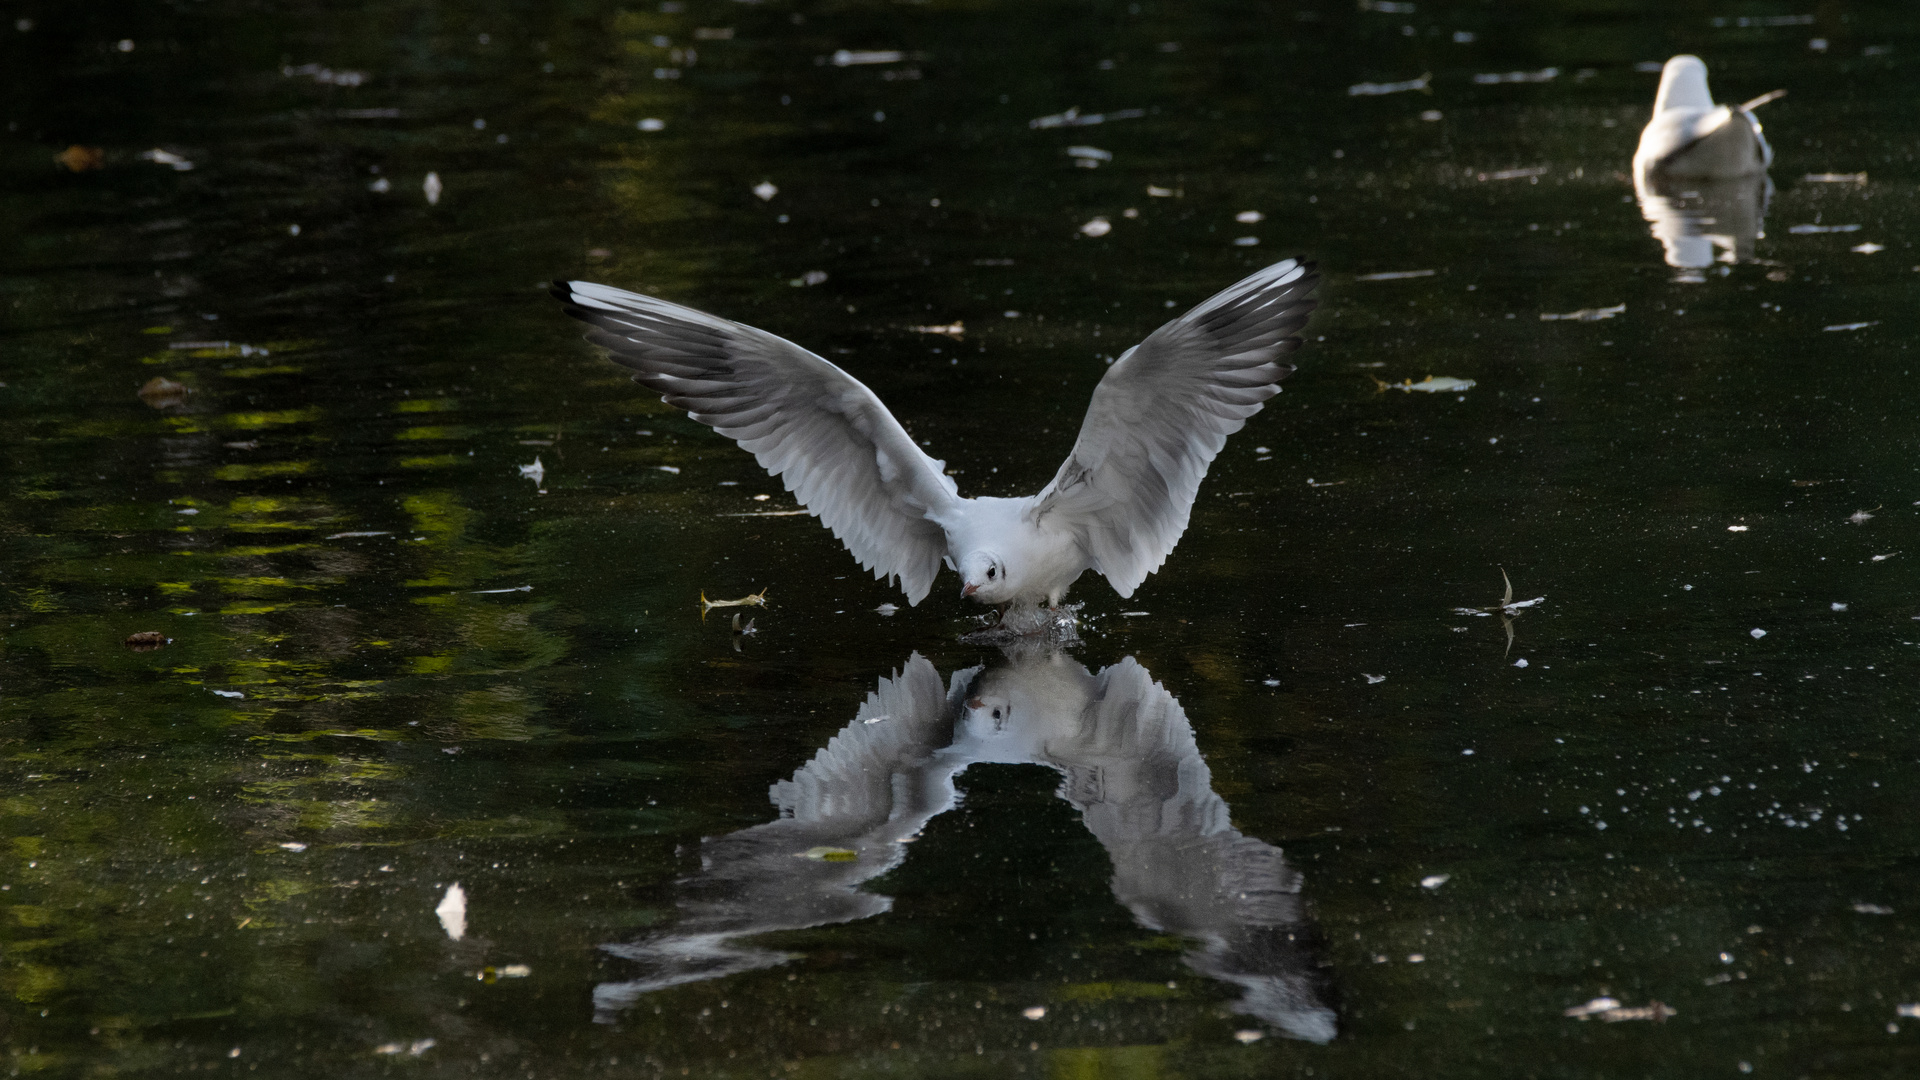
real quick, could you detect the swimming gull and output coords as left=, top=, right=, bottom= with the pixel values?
left=1633, top=55, right=1780, bottom=183
left=553, top=259, right=1317, bottom=621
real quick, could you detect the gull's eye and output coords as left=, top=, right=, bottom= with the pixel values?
left=987, top=566, right=997, bottom=579
left=991, top=708, right=1002, bottom=720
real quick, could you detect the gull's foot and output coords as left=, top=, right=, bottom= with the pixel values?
left=959, top=603, right=1082, bottom=646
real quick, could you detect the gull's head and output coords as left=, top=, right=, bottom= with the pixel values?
left=958, top=549, right=1013, bottom=603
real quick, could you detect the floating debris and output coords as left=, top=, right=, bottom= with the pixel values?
left=1023, top=1007, right=1047, bottom=1020
left=802, top=846, right=857, bottom=861
left=1348, top=72, right=1431, bottom=96
left=1232, top=236, right=1259, bottom=246
left=1355, top=269, right=1435, bottom=281
left=211, top=689, right=246, bottom=699
left=1566, top=997, right=1674, bottom=1022
left=752, top=180, right=778, bottom=201
left=1080, top=216, right=1112, bottom=237
left=1028, top=106, right=1146, bottom=129
left=874, top=603, right=900, bottom=616
left=138, top=376, right=191, bottom=408
left=475, top=964, right=532, bottom=981
left=1823, top=321, right=1878, bottom=332
left=1420, top=874, right=1450, bottom=889
left=700, top=588, right=769, bottom=618
left=326, top=530, right=391, bottom=539
left=1373, top=375, right=1476, bottom=393
left=278, top=842, right=307, bottom=852
left=1476, top=166, right=1550, bottom=181
left=1899, top=1004, right=1920, bottom=1018
left=1145, top=184, right=1179, bottom=197
left=1474, top=67, right=1558, bottom=84
left=54, top=145, right=105, bottom=172
left=637, top=117, right=666, bottom=131
left=373, top=1039, right=436, bottom=1057
left=1853, top=902, right=1895, bottom=915
left=517, top=456, right=545, bottom=487
left=1541, top=303, right=1624, bottom=322
left=423, top=171, right=443, bottom=205
left=283, top=62, right=366, bottom=86
left=1803, top=172, right=1866, bottom=183
left=1066, top=145, right=1112, bottom=167
left=831, top=49, right=904, bottom=66
left=1235, top=210, right=1265, bottom=224
left=1872, top=553, right=1899, bottom=562
left=1727, top=524, right=1750, bottom=532
left=907, top=320, right=964, bottom=338
left=125, top=631, right=168, bottom=651
left=469, top=585, right=533, bottom=594
left=1233, top=1030, right=1264, bottom=1044
left=139, top=148, right=194, bottom=171
left=789, top=270, right=828, bottom=286
left=863, top=713, right=890, bottom=725
left=1363, top=673, right=1386, bottom=684
left=1788, top=223, right=1860, bottom=234
left=1852, top=242, right=1886, bottom=254
left=1750, top=628, right=1767, bottom=639
left=656, top=465, right=681, bottom=474
left=435, top=883, right=467, bottom=941
left=1848, top=507, right=1879, bottom=525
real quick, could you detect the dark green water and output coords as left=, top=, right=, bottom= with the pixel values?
left=5, top=1, right=1920, bottom=1076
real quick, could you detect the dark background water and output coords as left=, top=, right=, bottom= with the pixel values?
left=4, top=0, right=1920, bottom=1076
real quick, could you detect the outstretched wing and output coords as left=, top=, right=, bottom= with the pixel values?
left=1031, top=259, right=1318, bottom=597
left=554, top=281, right=962, bottom=604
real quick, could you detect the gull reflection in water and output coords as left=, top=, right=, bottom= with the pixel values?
left=1632, top=54, right=1778, bottom=274
left=595, top=647, right=1336, bottom=1043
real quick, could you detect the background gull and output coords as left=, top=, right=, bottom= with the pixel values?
left=554, top=260, right=1317, bottom=622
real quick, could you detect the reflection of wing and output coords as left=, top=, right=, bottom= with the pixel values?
left=1049, top=658, right=1337, bottom=1042
left=1032, top=261, right=1316, bottom=598
left=555, top=281, right=962, bottom=604
left=594, top=654, right=975, bottom=1018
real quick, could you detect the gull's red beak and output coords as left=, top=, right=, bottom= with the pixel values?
left=961, top=583, right=979, bottom=598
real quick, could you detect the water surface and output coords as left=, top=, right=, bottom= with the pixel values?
left=4, top=1, right=1920, bottom=1076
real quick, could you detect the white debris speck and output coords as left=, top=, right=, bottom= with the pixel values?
left=1513, top=658, right=1529, bottom=667
left=1832, top=602, right=1849, bottom=612
left=1461, top=748, right=1475, bottom=755
left=1235, top=210, right=1265, bottom=224
left=874, top=603, right=899, bottom=616
left=1897, top=1004, right=1920, bottom=1018
left=1407, top=953, right=1426, bottom=963
left=373, top=1039, right=436, bottom=1057
left=1233, top=1029, right=1265, bottom=1044
left=1727, top=525, right=1749, bottom=532
left=1750, top=628, right=1767, bottom=639
left=832, top=49, right=904, bottom=66
left=656, top=465, right=681, bottom=474
left=1421, top=874, right=1450, bottom=889
left=1851, top=242, right=1887, bottom=254
left=1824, top=321, right=1878, bottom=332
left=1232, top=236, right=1260, bottom=246
left=517, top=456, right=545, bottom=486
left=1849, top=508, right=1876, bottom=524
left=1022, top=1006, right=1046, bottom=1020
left=423, top=172, right=442, bottom=205
left=637, top=118, right=666, bottom=131
left=1363, top=673, right=1386, bottom=684
left=1540, top=303, right=1624, bottom=322
left=212, top=689, right=245, bottom=699
left=140, top=148, right=195, bottom=171
left=1564, top=997, right=1622, bottom=1018
left=752, top=181, right=778, bottom=201
left=368, top=177, right=390, bottom=192
left=1079, top=216, right=1112, bottom=237
left=278, top=842, right=307, bottom=852
left=436, top=883, right=467, bottom=941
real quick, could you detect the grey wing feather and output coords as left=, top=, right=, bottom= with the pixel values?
left=554, top=281, right=962, bottom=604
left=1032, top=259, right=1318, bottom=597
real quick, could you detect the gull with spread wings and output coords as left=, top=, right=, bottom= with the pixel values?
left=553, top=259, right=1317, bottom=626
